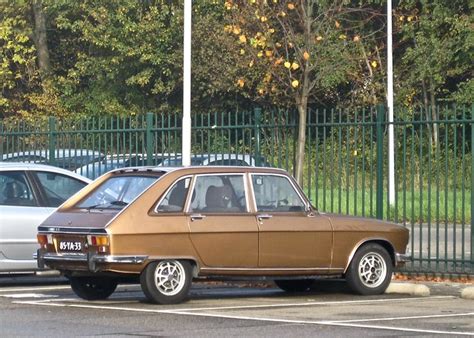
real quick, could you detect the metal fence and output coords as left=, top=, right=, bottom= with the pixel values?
left=1, top=105, right=472, bottom=275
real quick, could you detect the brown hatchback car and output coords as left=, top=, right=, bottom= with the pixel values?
left=37, top=166, right=410, bottom=304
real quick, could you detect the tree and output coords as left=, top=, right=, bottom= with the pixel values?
left=224, top=0, right=381, bottom=183
left=395, top=0, right=472, bottom=147
left=31, top=0, right=50, bottom=79
left=192, top=1, right=252, bottom=111
left=0, top=1, right=40, bottom=117
left=46, top=0, right=186, bottom=116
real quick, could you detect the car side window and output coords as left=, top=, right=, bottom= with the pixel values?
left=252, top=174, right=305, bottom=212
left=190, top=175, right=247, bottom=213
left=156, top=177, right=191, bottom=212
left=35, top=172, right=87, bottom=207
left=0, top=171, right=37, bottom=207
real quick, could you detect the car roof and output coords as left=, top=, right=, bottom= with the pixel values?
left=107, top=165, right=287, bottom=176
left=170, top=165, right=287, bottom=175
left=108, top=166, right=177, bottom=174
left=0, top=162, right=92, bottom=183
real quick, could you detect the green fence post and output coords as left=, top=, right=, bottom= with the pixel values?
left=0, top=121, right=3, bottom=160
left=376, top=104, right=385, bottom=220
left=254, top=107, right=262, bottom=167
left=146, top=112, right=153, bottom=166
left=48, top=116, right=56, bottom=166
left=471, top=104, right=474, bottom=264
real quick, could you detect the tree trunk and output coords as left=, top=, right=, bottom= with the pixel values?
left=293, top=0, right=312, bottom=185
left=32, top=0, right=51, bottom=79
left=295, top=96, right=308, bottom=185
left=429, top=79, right=438, bottom=149
left=421, top=79, right=434, bottom=148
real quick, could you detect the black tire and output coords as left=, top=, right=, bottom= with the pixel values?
left=275, top=279, right=314, bottom=292
left=140, top=260, right=192, bottom=305
left=69, top=276, right=118, bottom=300
left=346, top=243, right=393, bottom=295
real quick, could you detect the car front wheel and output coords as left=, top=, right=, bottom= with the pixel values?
left=346, top=243, right=393, bottom=295
left=275, top=279, right=314, bottom=292
left=140, top=260, right=192, bottom=304
left=69, top=276, right=118, bottom=300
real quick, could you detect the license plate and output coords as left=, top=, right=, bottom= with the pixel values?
left=58, top=240, right=83, bottom=252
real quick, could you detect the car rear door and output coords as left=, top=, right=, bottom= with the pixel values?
left=251, top=173, right=333, bottom=268
left=186, top=174, right=258, bottom=268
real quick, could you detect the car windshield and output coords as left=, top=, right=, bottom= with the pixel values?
left=76, top=175, right=158, bottom=210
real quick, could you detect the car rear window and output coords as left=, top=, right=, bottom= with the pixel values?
left=76, top=175, right=158, bottom=210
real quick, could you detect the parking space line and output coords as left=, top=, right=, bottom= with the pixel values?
left=317, top=321, right=474, bottom=336
left=329, top=312, right=474, bottom=323
left=0, top=285, right=71, bottom=293
left=158, top=296, right=455, bottom=312
left=14, top=295, right=456, bottom=313
left=1, top=293, right=59, bottom=299
left=14, top=300, right=183, bottom=314
left=13, top=295, right=473, bottom=336
left=14, top=299, right=474, bottom=336
left=156, top=310, right=474, bottom=336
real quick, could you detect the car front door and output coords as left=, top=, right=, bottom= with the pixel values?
left=251, top=174, right=333, bottom=268
left=0, top=170, right=88, bottom=272
left=187, top=174, right=258, bottom=268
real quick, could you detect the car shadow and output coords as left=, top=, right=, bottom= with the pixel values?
left=140, top=279, right=355, bottom=304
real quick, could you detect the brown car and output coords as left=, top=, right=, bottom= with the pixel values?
left=36, top=166, right=410, bottom=304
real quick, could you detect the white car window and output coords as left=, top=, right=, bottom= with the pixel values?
left=0, top=171, right=37, bottom=207
left=35, top=172, right=87, bottom=207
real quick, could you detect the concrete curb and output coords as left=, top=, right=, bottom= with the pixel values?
left=460, top=287, right=474, bottom=300
left=385, top=282, right=430, bottom=296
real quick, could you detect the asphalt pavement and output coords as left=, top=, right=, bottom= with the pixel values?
left=0, top=275, right=472, bottom=336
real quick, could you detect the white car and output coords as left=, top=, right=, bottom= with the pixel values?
left=2, top=149, right=104, bottom=171
left=75, top=153, right=180, bottom=179
left=159, top=153, right=266, bottom=167
left=0, top=163, right=91, bottom=273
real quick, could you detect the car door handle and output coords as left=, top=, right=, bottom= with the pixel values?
left=257, top=214, right=273, bottom=221
left=191, top=214, right=206, bottom=221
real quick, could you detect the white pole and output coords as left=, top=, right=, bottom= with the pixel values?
left=387, top=0, right=395, bottom=205
left=182, top=0, right=192, bottom=166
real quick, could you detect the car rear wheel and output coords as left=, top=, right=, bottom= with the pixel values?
left=346, top=243, right=393, bottom=295
left=140, top=260, right=192, bottom=304
left=275, top=279, right=314, bottom=292
left=69, top=276, right=118, bottom=300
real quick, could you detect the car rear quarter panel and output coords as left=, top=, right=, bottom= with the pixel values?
left=105, top=171, right=200, bottom=268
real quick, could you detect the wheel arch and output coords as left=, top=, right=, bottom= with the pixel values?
left=143, top=257, right=200, bottom=278
left=344, top=238, right=395, bottom=274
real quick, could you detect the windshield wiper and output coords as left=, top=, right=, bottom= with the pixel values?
left=82, top=200, right=127, bottom=211
left=84, top=204, right=105, bottom=211
left=110, top=200, right=128, bottom=206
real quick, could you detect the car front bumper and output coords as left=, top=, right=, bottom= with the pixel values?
left=36, top=249, right=147, bottom=273
left=395, top=252, right=412, bottom=265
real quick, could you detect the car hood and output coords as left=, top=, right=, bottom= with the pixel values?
left=38, top=209, right=118, bottom=231
left=320, top=212, right=406, bottom=233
